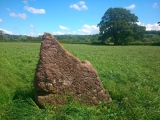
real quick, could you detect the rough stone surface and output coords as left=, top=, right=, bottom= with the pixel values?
left=34, top=33, right=111, bottom=106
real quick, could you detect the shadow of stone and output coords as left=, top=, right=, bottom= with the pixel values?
left=13, top=85, right=35, bottom=101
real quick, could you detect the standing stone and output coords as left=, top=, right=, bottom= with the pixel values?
left=34, top=33, right=111, bottom=106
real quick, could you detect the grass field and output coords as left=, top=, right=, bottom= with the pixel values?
left=0, top=42, right=160, bottom=120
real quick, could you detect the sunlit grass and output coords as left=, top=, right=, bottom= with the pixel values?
left=0, top=42, right=160, bottom=119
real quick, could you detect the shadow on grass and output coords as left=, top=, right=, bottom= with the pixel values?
left=89, top=42, right=111, bottom=46
left=89, top=42, right=160, bottom=46
left=13, top=85, right=35, bottom=101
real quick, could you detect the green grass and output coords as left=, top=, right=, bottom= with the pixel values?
left=0, top=42, right=160, bottom=120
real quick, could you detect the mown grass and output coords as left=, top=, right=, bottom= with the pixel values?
left=0, top=42, right=160, bottom=120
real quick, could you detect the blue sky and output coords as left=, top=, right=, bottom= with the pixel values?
left=0, top=0, right=160, bottom=36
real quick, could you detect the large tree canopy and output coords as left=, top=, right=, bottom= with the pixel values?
left=98, top=8, right=146, bottom=45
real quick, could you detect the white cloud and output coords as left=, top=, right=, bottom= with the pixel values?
left=137, top=22, right=160, bottom=31
left=53, top=24, right=99, bottom=35
left=0, top=19, right=2, bottom=22
left=23, top=0, right=28, bottom=5
left=53, top=31, right=65, bottom=35
left=0, top=28, right=13, bottom=34
left=24, top=6, right=46, bottom=14
left=7, top=8, right=27, bottom=19
left=10, top=12, right=27, bottom=19
left=78, top=24, right=99, bottom=35
left=152, top=3, right=158, bottom=8
left=70, top=1, right=88, bottom=11
left=68, top=31, right=77, bottom=34
left=37, top=33, right=43, bottom=36
left=59, top=25, right=70, bottom=30
left=30, top=24, right=34, bottom=28
left=10, top=12, right=16, bottom=17
left=18, top=13, right=27, bottom=19
left=53, top=31, right=77, bottom=35
left=29, top=24, right=34, bottom=35
left=6, top=8, right=10, bottom=12
left=146, top=23, right=160, bottom=31
left=125, top=4, right=136, bottom=10
left=136, top=22, right=145, bottom=26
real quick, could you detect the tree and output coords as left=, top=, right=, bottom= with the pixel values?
left=132, top=24, right=146, bottom=41
left=0, top=30, right=4, bottom=41
left=98, top=8, right=146, bottom=45
left=158, top=22, right=160, bottom=36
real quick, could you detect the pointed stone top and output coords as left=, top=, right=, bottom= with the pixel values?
left=42, top=32, right=55, bottom=40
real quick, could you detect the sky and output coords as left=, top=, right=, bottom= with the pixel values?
left=0, top=0, right=160, bottom=36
